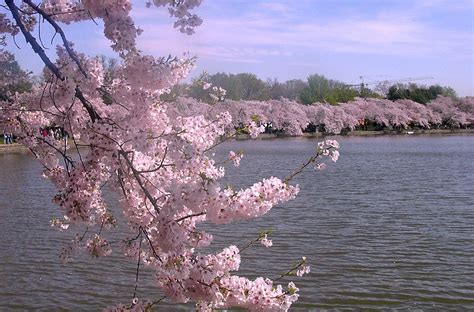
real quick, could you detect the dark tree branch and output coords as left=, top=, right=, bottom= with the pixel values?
left=23, top=0, right=88, bottom=78
left=175, top=212, right=206, bottom=223
left=142, top=229, right=163, bottom=263
left=5, top=0, right=63, bottom=79
left=75, top=87, right=102, bottom=123
left=5, top=0, right=102, bottom=123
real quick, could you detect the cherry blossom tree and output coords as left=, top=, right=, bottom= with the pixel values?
left=172, top=96, right=473, bottom=135
left=0, top=1, right=341, bottom=311
left=427, top=96, right=472, bottom=128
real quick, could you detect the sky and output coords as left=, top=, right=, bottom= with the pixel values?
left=4, top=0, right=474, bottom=96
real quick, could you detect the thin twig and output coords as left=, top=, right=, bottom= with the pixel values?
left=141, top=229, right=163, bottom=263
left=283, top=154, right=319, bottom=184
left=175, top=211, right=206, bottom=223
left=273, top=260, right=306, bottom=282
left=149, top=296, right=166, bottom=308
left=132, top=230, right=143, bottom=299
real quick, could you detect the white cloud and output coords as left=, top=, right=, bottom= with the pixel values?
left=134, top=5, right=471, bottom=61
left=413, top=0, right=473, bottom=11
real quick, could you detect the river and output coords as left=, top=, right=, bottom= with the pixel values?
left=0, top=135, right=473, bottom=311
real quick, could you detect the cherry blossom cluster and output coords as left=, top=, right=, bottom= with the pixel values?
left=0, top=1, right=342, bottom=311
left=228, top=150, right=243, bottom=167
left=151, top=0, right=203, bottom=34
left=193, top=72, right=228, bottom=103
left=0, top=12, right=18, bottom=38
left=1, top=0, right=202, bottom=54
left=260, top=233, right=273, bottom=247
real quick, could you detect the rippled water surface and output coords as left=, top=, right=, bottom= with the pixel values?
left=1, top=135, right=473, bottom=311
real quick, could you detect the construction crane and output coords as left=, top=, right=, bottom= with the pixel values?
left=345, top=76, right=434, bottom=88
left=344, top=76, right=434, bottom=97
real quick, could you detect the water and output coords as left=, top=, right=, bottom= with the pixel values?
left=1, top=135, right=473, bottom=311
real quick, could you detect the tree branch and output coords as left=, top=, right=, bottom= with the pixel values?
left=5, top=0, right=101, bottom=123
left=175, top=211, right=206, bottom=223
left=5, top=0, right=63, bottom=79
left=75, top=86, right=102, bottom=123
left=23, top=0, right=88, bottom=78
left=119, top=150, right=161, bottom=214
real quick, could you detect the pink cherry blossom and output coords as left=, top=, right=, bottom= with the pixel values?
left=260, top=234, right=273, bottom=247
left=296, top=265, right=311, bottom=277
left=228, top=151, right=243, bottom=167
left=1, top=2, right=341, bottom=310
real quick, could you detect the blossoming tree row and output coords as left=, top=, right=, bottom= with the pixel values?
left=169, top=96, right=474, bottom=136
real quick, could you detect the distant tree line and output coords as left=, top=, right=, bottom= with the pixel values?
left=161, top=72, right=376, bottom=105
left=0, top=53, right=461, bottom=108
left=90, top=56, right=462, bottom=106
left=0, top=51, right=32, bottom=101
left=387, top=83, right=457, bottom=104
left=1, top=51, right=33, bottom=137
left=160, top=71, right=457, bottom=106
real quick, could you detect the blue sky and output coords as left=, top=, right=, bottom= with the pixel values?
left=4, top=0, right=474, bottom=95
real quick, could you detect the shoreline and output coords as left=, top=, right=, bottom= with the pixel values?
left=1, top=128, right=473, bottom=153
left=238, top=128, right=474, bottom=140
left=0, top=143, right=29, bottom=153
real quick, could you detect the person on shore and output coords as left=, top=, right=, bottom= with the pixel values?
left=54, top=127, right=61, bottom=140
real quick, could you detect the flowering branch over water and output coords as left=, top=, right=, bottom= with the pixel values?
left=0, top=1, right=340, bottom=311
